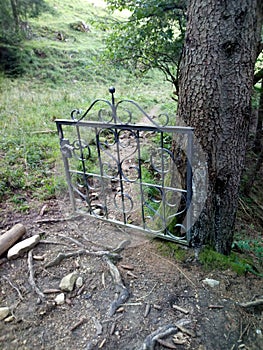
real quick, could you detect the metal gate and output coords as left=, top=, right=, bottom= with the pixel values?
left=55, top=87, right=193, bottom=245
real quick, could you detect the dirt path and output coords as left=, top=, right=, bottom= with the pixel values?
left=0, top=200, right=262, bottom=350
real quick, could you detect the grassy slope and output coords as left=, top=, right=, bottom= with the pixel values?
left=0, top=0, right=174, bottom=207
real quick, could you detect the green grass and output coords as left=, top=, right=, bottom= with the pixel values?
left=0, top=0, right=173, bottom=211
left=199, top=246, right=263, bottom=277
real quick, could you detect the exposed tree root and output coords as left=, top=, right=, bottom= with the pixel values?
left=45, top=249, right=120, bottom=268
left=138, top=324, right=178, bottom=350
left=28, top=250, right=45, bottom=302
left=104, top=256, right=130, bottom=316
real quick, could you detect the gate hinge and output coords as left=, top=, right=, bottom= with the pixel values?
left=60, top=139, right=73, bottom=158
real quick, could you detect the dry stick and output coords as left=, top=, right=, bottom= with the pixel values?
left=3, top=275, right=24, bottom=301
left=208, top=304, right=224, bottom=309
left=138, top=324, right=178, bottom=350
left=144, top=303, right=151, bottom=318
left=239, top=321, right=251, bottom=342
left=35, top=215, right=82, bottom=224
left=70, top=317, right=86, bottom=332
left=27, top=250, right=45, bottom=301
left=104, top=256, right=130, bottom=317
left=135, top=282, right=158, bottom=302
left=172, top=304, right=189, bottom=314
left=30, top=130, right=57, bottom=135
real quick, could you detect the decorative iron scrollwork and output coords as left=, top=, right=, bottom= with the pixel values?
left=55, top=87, right=193, bottom=245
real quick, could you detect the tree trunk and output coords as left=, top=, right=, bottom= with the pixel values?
left=177, top=0, right=263, bottom=254
left=10, top=0, right=19, bottom=30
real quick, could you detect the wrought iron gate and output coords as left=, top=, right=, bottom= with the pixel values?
left=55, top=87, right=193, bottom=244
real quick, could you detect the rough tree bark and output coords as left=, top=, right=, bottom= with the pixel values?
left=177, top=0, right=263, bottom=254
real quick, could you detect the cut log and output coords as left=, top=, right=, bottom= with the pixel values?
left=0, top=224, right=26, bottom=256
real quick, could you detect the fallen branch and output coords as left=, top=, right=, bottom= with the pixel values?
left=28, top=250, right=45, bottom=301
left=0, top=223, right=26, bottom=256
left=104, top=256, right=130, bottom=317
left=35, top=215, right=82, bottom=224
left=30, top=130, right=57, bottom=135
left=138, top=324, right=178, bottom=350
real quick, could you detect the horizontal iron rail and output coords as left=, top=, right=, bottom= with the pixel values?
left=55, top=119, right=194, bottom=134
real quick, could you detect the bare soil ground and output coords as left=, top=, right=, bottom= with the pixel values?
left=0, top=199, right=262, bottom=350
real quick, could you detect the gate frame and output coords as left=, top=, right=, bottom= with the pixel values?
left=55, top=87, right=193, bottom=245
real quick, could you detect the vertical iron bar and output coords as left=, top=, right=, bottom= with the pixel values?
left=95, top=127, right=108, bottom=218
left=115, top=129, right=127, bottom=224
left=75, top=124, right=92, bottom=210
left=160, top=130, right=166, bottom=233
left=137, top=130, right=146, bottom=229
left=109, top=88, right=127, bottom=223
left=56, top=123, right=76, bottom=211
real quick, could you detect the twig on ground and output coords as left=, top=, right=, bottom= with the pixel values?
left=35, top=215, right=82, bottom=224
left=239, top=321, right=251, bottom=342
left=135, top=283, right=158, bottom=301
left=144, top=303, right=151, bottom=318
left=111, top=240, right=131, bottom=253
left=138, top=324, right=178, bottom=350
left=27, top=250, right=45, bottom=301
left=208, top=305, right=224, bottom=309
left=30, top=130, right=57, bottom=135
left=104, top=256, right=130, bottom=317
left=70, top=317, right=86, bottom=332
left=172, top=304, right=189, bottom=314
left=3, top=275, right=24, bottom=300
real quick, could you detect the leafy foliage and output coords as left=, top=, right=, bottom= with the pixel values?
left=0, top=0, right=51, bottom=75
left=104, top=0, right=187, bottom=89
left=0, top=0, right=50, bottom=43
